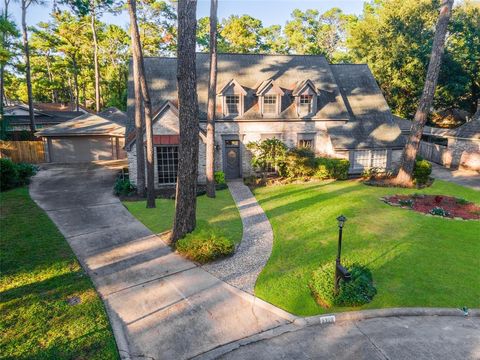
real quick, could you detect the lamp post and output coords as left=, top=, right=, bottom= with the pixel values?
left=334, top=215, right=350, bottom=295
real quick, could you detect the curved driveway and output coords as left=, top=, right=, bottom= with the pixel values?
left=29, top=162, right=293, bottom=360
left=29, top=163, right=480, bottom=360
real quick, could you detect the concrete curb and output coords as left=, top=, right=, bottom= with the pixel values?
left=193, top=307, right=479, bottom=360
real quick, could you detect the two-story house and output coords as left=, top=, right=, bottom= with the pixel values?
left=125, top=54, right=405, bottom=187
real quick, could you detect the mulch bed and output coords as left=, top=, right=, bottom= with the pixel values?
left=382, top=194, right=480, bottom=220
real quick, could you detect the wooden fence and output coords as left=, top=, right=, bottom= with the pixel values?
left=0, top=140, right=46, bottom=163
left=418, top=141, right=447, bottom=165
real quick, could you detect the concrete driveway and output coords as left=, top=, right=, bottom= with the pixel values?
left=29, top=163, right=480, bottom=360
left=29, top=162, right=294, bottom=360
left=431, top=163, right=480, bottom=190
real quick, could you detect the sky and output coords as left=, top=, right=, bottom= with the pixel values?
left=6, top=0, right=366, bottom=30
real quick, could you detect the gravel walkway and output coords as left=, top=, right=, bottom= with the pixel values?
left=202, top=180, right=274, bottom=294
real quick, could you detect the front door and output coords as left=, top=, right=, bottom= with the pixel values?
left=224, top=140, right=240, bottom=179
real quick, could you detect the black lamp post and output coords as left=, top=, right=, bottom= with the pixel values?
left=334, top=215, right=351, bottom=295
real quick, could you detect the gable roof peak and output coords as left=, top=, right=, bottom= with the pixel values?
left=255, top=78, right=285, bottom=96
left=292, top=79, right=319, bottom=96
left=217, top=78, right=247, bottom=95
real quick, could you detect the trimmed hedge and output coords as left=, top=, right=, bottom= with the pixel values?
left=0, top=159, right=37, bottom=191
left=176, top=226, right=235, bottom=263
left=314, top=157, right=350, bottom=180
left=283, top=147, right=316, bottom=178
left=309, top=261, right=377, bottom=308
left=413, top=159, right=432, bottom=185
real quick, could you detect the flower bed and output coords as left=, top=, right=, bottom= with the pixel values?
left=382, top=194, right=480, bottom=220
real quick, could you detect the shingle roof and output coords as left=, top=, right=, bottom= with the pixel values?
left=126, top=54, right=405, bottom=150
left=328, top=64, right=404, bottom=149
left=36, top=107, right=127, bottom=137
left=450, top=118, right=480, bottom=140
left=127, top=54, right=351, bottom=137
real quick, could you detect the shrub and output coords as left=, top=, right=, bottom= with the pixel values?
left=176, top=226, right=235, bottom=263
left=429, top=207, right=450, bottom=217
left=0, top=158, right=18, bottom=191
left=283, top=147, right=315, bottom=178
left=214, top=171, right=226, bottom=185
left=413, top=159, right=432, bottom=185
left=309, top=261, right=377, bottom=308
left=247, top=138, right=287, bottom=174
left=0, top=159, right=37, bottom=191
left=314, top=157, right=350, bottom=180
left=15, top=163, right=37, bottom=185
left=114, top=178, right=136, bottom=196
left=398, top=199, right=414, bottom=208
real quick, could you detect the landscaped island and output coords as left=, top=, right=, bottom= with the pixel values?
left=253, top=179, right=480, bottom=316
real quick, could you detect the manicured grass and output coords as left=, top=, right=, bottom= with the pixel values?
left=253, top=179, right=480, bottom=316
left=123, top=188, right=243, bottom=244
left=0, top=187, right=119, bottom=359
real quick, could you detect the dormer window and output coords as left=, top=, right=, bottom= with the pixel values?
left=218, top=79, right=247, bottom=117
left=292, top=80, right=319, bottom=116
left=263, top=95, right=277, bottom=114
left=256, top=79, right=284, bottom=116
left=226, top=95, right=240, bottom=114
left=299, top=95, right=313, bottom=113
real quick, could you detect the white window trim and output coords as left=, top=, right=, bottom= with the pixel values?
left=353, top=149, right=388, bottom=171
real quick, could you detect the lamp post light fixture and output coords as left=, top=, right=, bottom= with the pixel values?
left=334, top=215, right=351, bottom=295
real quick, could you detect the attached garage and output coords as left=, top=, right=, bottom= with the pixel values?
left=37, top=107, right=127, bottom=163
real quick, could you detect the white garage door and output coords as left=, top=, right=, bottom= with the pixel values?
left=49, top=136, right=115, bottom=163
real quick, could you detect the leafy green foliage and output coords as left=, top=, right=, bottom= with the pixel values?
left=314, top=157, right=350, bottom=180
left=456, top=197, right=470, bottom=205
left=113, top=177, right=136, bottom=196
left=283, top=147, right=316, bottom=178
left=0, top=159, right=37, bottom=191
left=429, top=207, right=450, bottom=217
left=247, top=138, right=287, bottom=174
left=398, top=199, right=414, bottom=208
left=176, top=225, right=235, bottom=264
left=413, top=159, right=432, bottom=185
left=214, top=171, right=226, bottom=185
left=309, top=261, right=377, bottom=308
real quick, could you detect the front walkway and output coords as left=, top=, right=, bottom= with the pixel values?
left=431, top=163, right=480, bottom=190
left=29, top=163, right=295, bottom=360
left=203, top=180, right=274, bottom=294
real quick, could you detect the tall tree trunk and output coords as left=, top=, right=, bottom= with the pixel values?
left=72, top=56, right=79, bottom=111
left=171, top=0, right=199, bottom=243
left=205, top=0, right=217, bottom=198
left=0, top=0, right=9, bottom=119
left=128, top=0, right=155, bottom=208
left=90, top=0, right=101, bottom=112
left=396, top=0, right=454, bottom=185
left=129, top=7, right=146, bottom=197
left=21, top=0, right=35, bottom=132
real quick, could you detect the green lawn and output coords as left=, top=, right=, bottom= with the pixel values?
left=123, top=188, right=243, bottom=244
left=0, top=188, right=119, bottom=359
left=253, top=179, right=480, bottom=316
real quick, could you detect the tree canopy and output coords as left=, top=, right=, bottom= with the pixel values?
left=2, top=0, right=478, bottom=117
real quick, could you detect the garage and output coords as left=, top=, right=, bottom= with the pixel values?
left=37, top=107, right=127, bottom=163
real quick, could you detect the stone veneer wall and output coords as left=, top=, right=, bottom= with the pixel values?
left=127, top=109, right=403, bottom=184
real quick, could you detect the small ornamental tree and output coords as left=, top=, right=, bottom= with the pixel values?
left=247, top=138, right=287, bottom=176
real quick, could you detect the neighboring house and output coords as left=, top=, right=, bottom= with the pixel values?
left=4, top=104, right=86, bottom=131
left=125, top=54, right=405, bottom=187
left=394, top=113, right=480, bottom=171
left=36, top=107, right=127, bottom=163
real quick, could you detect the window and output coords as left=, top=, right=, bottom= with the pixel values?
left=225, top=139, right=239, bottom=146
left=225, top=95, right=240, bottom=114
left=299, top=95, right=313, bottom=113
left=298, top=139, right=314, bottom=149
left=353, top=150, right=388, bottom=170
left=263, top=95, right=277, bottom=114
left=156, top=146, right=179, bottom=184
